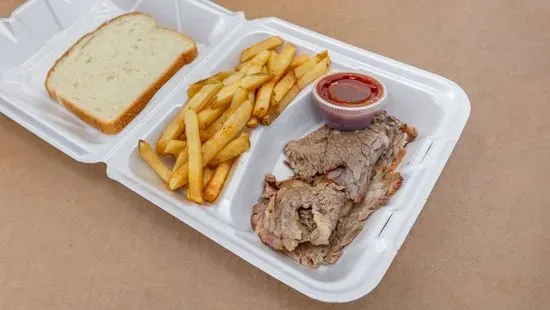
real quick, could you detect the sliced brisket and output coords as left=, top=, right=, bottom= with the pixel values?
left=251, top=111, right=417, bottom=268
left=251, top=174, right=353, bottom=252
left=284, top=111, right=416, bottom=203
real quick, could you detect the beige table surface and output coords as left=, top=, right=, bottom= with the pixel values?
left=1, top=0, right=549, bottom=309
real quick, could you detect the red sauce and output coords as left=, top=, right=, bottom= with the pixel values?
left=316, top=73, right=384, bottom=107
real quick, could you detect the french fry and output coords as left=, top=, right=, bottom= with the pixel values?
left=253, top=81, right=275, bottom=118
left=165, top=140, right=187, bottom=156
left=198, top=106, right=226, bottom=129
left=186, top=83, right=223, bottom=112
left=289, top=55, right=310, bottom=70
left=241, top=73, right=272, bottom=92
left=157, top=82, right=222, bottom=154
left=190, top=71, right=233, bottom=87
left=249, top=50, right=270, bottom=67
left=187, top=71, right=232, bottom=97
left=272, top=71, right=296, bottom=104
left=211, top=81, right=243, bottom=108
left=247, top=117, right=259, bottom=128
left=240, top=36, right=283, bottom=62
left=261, top=85, right=300, bottom=126
left=235, top=61, right=249, bottom=71
left=198, top=87, right=248, bottom=129
left=183, top=109, right=203, bottom=204
left=187, top=166, right=214, bottom=201
left=188, top=167, right=214, bottom=200
left=267, top=50, right=279, bottom=74
left=261, top=66, right=268, bottom=74
left=246, top=64, right=263, bottom=75
left=204, top=160, right=233, bottom=203
left=203, top=167, right=214, bottom=188
left=248, top=90, right=256, bottom=105
left=209, top=133, right=250, bottom=166
left=297, top=56, right=330, bottom=89
left=248, top=90, right=256, bottom=118
left=138, top=140, right=171, bottom=183
left=231, top=87, right=249, bottom=108
left=222, top=71, right=246, bottom=86
left=201, top=89, right=248, bottom=141
left=169, top=100, right=253, bottom=190
left=295, top=50, right=328, bottom=79
left=271, top=43, right=296, bottom=82
left=187, top=84, right=206, bottom=98
left=200, top=100, right=252, bottom=164
left=235, top=50, right=270, bottom=72
left=172, top=146, right=188, bottom=173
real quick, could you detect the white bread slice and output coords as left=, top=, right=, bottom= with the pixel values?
left=45, top=12, right=197, bottom=134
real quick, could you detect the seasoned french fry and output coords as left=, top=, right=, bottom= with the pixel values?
left=297, top=56, right=330, bottom=89
left=185, top=166, right=213, bottom=200
left=267, top=50, right=279, bottom=74
left=209, top=133, right=250, bottom=166
left=289, top=55, right=310, bottom=70
left=183, top=109, right=203, bottom=204
left=187, top=71, right=232, bottom=97
left=186, top=84, right=223, bottom=113
left=204, top=160, right=233, bottom=203
left=172, top=146, right=188, bottom=173
left=261, top=85, right=300, bottom=126
left=138, top=140, right=171, bottom=183
left=231, top=87, right=249, bottom=108
left=169, top=101, right=253, bottom=190
left=203, top=167, right=214, bottom=188
left=211, top=81, right=243, bottom=108
left=157, top=82, right=222, bottom=154
left=247, top=116, right=259, bottom=128
left=165, top=140, right=187, bottom=156
left=241, top=73, right=272, bottom=92
left=253, top=81, right=275, bottom=118
left=271, top=43, right=296, bottom=82
left=201, top=89, right=248, bottom=142
left=222, top=71, right=245, bottom=86
left=200, top=100, right=252, bottom=165
left=295, top=50, right=328, bottom=79
left=187, top=84, right=206, bottom=98
left=272, top=71, right=296, bottom=104
left=198, top=105, right=226, bottom=129
left=240, top=36, right=283, bottom=62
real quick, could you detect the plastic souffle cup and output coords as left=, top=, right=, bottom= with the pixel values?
left=312, top=72, right=388, bottom=131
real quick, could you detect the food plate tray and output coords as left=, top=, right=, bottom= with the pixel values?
left=0, top=0, right=470, bottom=303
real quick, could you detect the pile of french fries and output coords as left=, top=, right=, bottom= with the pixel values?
left=138, top=36, right=331, bottom=205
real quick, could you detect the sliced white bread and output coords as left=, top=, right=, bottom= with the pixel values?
left=45, top=12, right=197, bottom=134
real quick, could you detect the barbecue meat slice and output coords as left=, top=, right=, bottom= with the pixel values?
left=286, top=164, right=404, bottom=267
left=284, top=111, right=417, bottom=203
left=251, top=175, right=352, bottom=252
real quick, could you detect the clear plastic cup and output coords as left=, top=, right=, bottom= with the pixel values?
left=312, top=72, right=387, bottom=131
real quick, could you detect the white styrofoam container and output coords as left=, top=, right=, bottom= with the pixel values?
left=0, top=0, right=470, bottom=303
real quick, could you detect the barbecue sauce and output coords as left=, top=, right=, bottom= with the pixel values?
left=316, top=73, right=384, bottom=107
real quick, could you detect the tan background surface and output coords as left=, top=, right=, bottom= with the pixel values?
left=1, top=0, right=549, bottom=309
